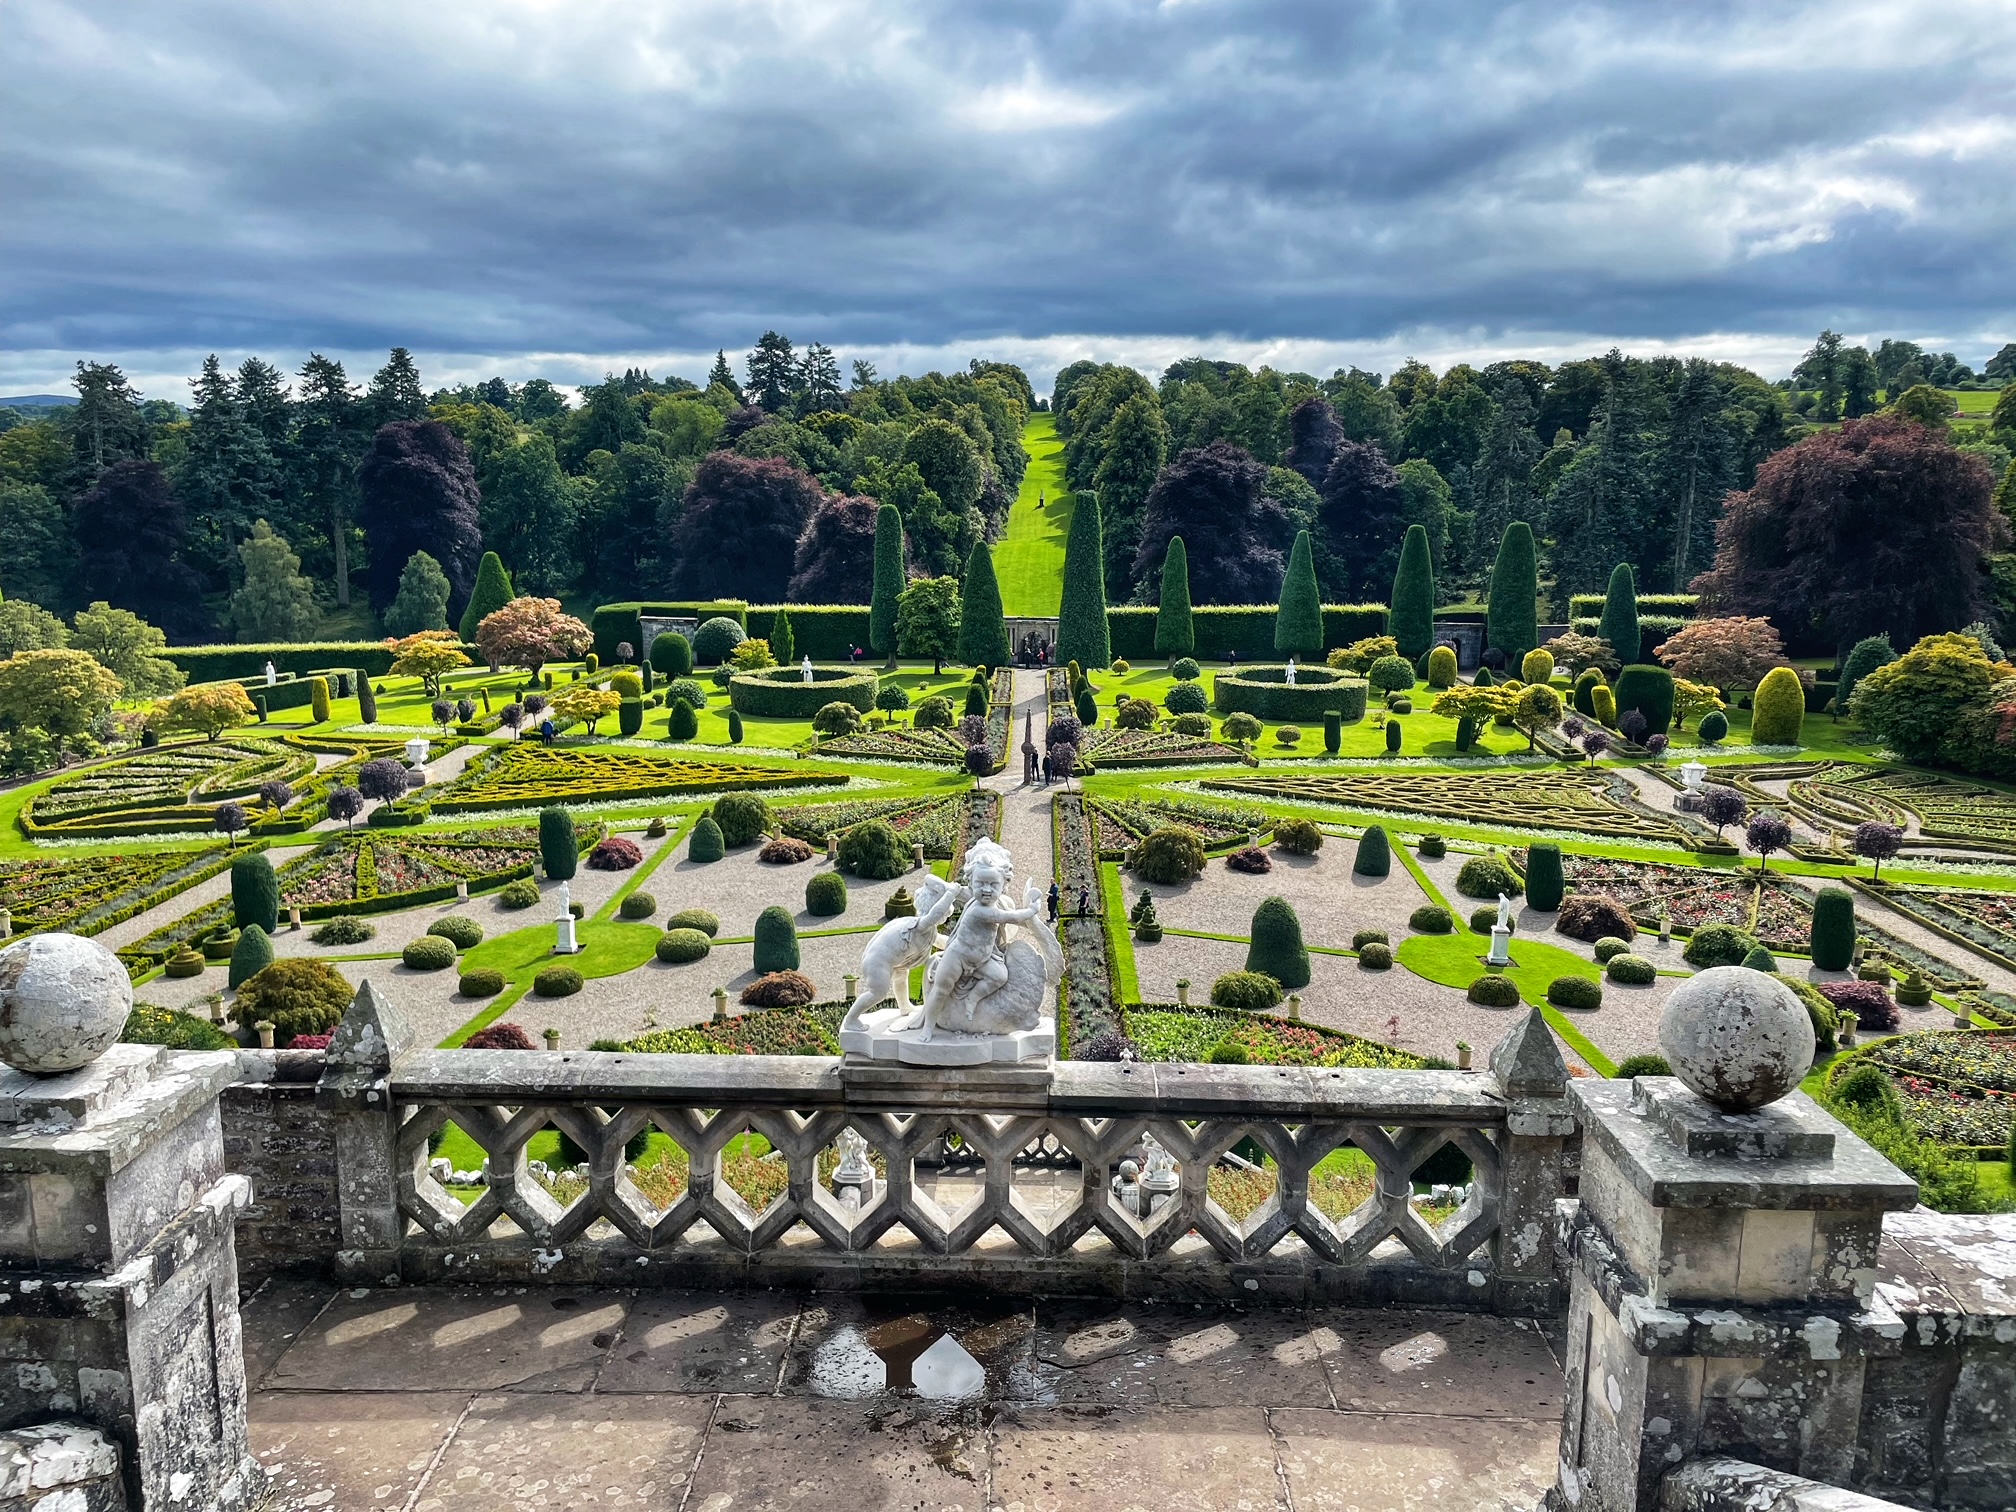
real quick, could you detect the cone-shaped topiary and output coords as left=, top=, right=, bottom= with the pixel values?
left=1385, top=718, right=1401, bottom=753
left=1486, top=521, right=1539, bottom=663
left=1323, top=710, right=1342, bottom=752
left=1245, top=896, right=1310, bottom=989
left=231, top=852, right=279, bottom=934
left=1390, top=524, right=1436, bottom=661
left=1810, top=885, right=1855, bottom=971
left=1075, top=684, right=1098, bottom=726
left=650, top=631, right=693, bottom=677
left=768, top=608, right=796, bottom=666
left=870, top=502, right=904, bottom=661
left=753, top=904, right=800, bottom=973
left=1057, top=490, right=1111, bottom=667
left=358, top=679, right=378, bottom=723
left=1752, top=666, right=1806, bottom=746
left=539, top=807, right=577, bottom=879
left=1525, top=843, right=1564, bottom=911
left=688, top=815, right=724, bottom=862
left=1591, top=684, right=1617, bottom=727
left=1837, top=634, right=1894, bottom=716
left=958, top=540, right=1011, bottom=668
left=1275, top=530, right=1324, bottom=657
left=460, top=551, right=515, bottom=642
left=1354, top=824, right=1391, bottom=877
left=1155, top=537, right=1195, bottom=659
left=1598, top=563, right=1640, bottom=663
left=1741, top=944, right=1779, bottom=972
left=667, top=698, right=698, bottom=740
left=1614, top=665, right=1674, bottom=735
left=228, top=923, right=274, bottom=988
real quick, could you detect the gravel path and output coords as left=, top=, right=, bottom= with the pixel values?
left=982, top=669, right=1058, bottom=887
left=90, top=843, right=320, bottom=951
left=1140, top=850, right=1431, bottom=952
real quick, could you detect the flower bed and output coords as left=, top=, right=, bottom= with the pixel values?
left=1848, top=1029, right=2016, bottom=1149
left=1795, top=765, right=2016, bottom=852
left=614, top=1003, right=845, bottom=1056
left=1079, top=726, right=1246, bottom=767
left=1085, top=797, right=1270, bottom=858
left=1862, top=883, right=2016, bottom=972
left=1055, top=793, right=1120, bottom=1049
left=1207, top=769, right=1697, bottom=845
left=773, top=793, right=976, bottom=858
left=20, top=738, right=317, bottom=838
left=1123, top=1007, right=1443, bottom=1069
left=811, top=727, right=968, bottom=765
left=432, top=746, right=843, bottom=811
left=0, top=845, right=244, bottom=939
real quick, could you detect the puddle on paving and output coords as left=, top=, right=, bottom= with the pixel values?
left=802, top=1308, right=1023, bottom=1403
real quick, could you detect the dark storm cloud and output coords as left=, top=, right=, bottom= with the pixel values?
left=3, top=0, right=2011, bottom=389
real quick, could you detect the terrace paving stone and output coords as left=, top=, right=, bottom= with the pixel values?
left=1025, top=1301, right=1337, bottom=1408
left=988, top=1404, right=1283, bottom=1512
left=596, top=1288, right=802, bottom=1394
left=1309, top=1311, right=1562, bottom=1419
left=1271, top=1406, right=1558, bottom=1512
left=240, top=1273, right=340, bottom=1387
left=412, top=1392, right=712, bottom=1509
left=680, top=1394, right=991, bottom=1511
left=249, top=1389, right=468, bottom=1511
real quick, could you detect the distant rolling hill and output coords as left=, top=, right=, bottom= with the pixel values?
left=0, top=395, right=73, bottom=409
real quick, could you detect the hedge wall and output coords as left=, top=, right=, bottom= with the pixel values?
left=1107, top=604, right=1388, bottom=662
left=1568, top=615, right=1687, bottom=662
left=727, top=667, right=879, bottom=717
left=240, top=668, right=366, bottom=716
left=1212, top=667, right=1369, bottom=721
left=747, top=607, right=873, bottom=661
left=593, top=602, right=750, bottom=665
left=1565, top=593, right=1698, bottom=620
left=165, top=643, right=408, bottom=680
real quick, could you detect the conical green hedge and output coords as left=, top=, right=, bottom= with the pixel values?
left=958, top=541, right=1011, bottom=668
left=1487, top=522, right=1538, bottom=663
left=1354, top=825, right=1391, bottom=877
left=231, top=852, right=279, bottom=934
left=1155, top=537, right=1195, bottom=659
left=689, top=816, right=724, bottom=862
left=1598, top=563, right=1640, bottom=663
left=1390, top=524, right=1436, bottom=661
left=1525, top=843, right=1565, bottom=911
left=1275, top=530, right=1323, bottom=657
left=228, top=923, right=273, bottom=989
left=460, top=551, right=515, bottom=642
left=1245, top=896, right=1311, bottom=989
left=1057, top=492, right=1111, bottom=667
left=769, top=609, right=796, bottom=665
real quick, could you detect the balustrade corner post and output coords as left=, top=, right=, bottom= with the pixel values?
left=1485, top=1009, right=1573, bottom=1314
left=315, top=980, right=418, bottom=1284
left=1551, top=1076, right=1918, bottom=1512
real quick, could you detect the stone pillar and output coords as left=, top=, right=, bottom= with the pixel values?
left=1554, top=1072, right=1917, bottom=1510
left=0, top=1422, right=127, bottom=1509
left=1487, top=1010, right=1573, bottom=1314
left=317, top=980, right=417, bottom=1285
left=0, top=1041, right=263, bottom=1508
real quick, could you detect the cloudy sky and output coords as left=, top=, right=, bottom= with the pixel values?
left=4, top=0, right=2012, bottom=400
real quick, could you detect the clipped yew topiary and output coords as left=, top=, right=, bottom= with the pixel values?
left=1455, top=853, right=1522, bottom=899
left=1741, top=944, right=1779, bottom=972
left=656, top=929, right=712, bottom=964
left=667, top=907, right=719, bottom=935
left=1591, top=684, right=1617, bottom=727
left=1323, top=709, right=1342, bottom=751
left=1810, top=886, right=1856, bottom=971
left=1547, top=976, right=1603, bottom=1010
left=667, top=699, right=699, bottom=740
left=837, top=818, right=908, bottom=879
left=1245, top=896, right=1311, bottom=989
left=534, top=965, right=584, bottom=998
left=1418, top=835, right=1446, bottom=858
left=1520, top=647, right=1555, bottom=685
left=753, top=905, right=800, bottom=972
left=402, top=936, right=458, bottom=971
left=712, top=792, right=772, bottom=847
left=1573, top=667, right=1603, bottom=717
left=691, top=616, right=747, bottom=664
left=1210, top=970, right=1283, bottom=1011
left=619, top=892, right=657, bottom=920
left=1390, top=524, right=1436, bottom=661
left=688, top=815, right=725, bottom=862
left=1697, top=709, right=1729, bottom=745
left=1156, top=538, right=1196, bottom=661
left=1592, top=936, right=1632, bottom=962
left=232, top=958, right=354, bottom=1042
left=498, top=878, right=541, bottom=909
left=1605, top=953, right=1656, bottom=985
left=1165, top=680, right=1209, bottom=715
left=1683, top=922, right=1759, bottom=968
left=1614, top=665, right=1675, bottom=736
left=540, top=807, right=578, bottom=880
left=1272, top=818, right=1323, bottom=855
left=1357, top=941, right=1393, bottom=969
left=1751, top=666, right=1806, bottom=746
left=1467, top=974, right=1521, bottom=1007
left=459, top=968, right=506, bottom=997
left=1056, top=488, right=1111, bottom=668
left=1425, top=645, right=1458, bottom=689
left=1354, top=824, right=1391, bottom=877
left=806, top=871, right=848, bottom=917
left=1352, top=927, right=1390, bottom=949
left=1410, top=903, right=1454, bottom=934
left=1615, top=1052, right=1672, bottom=1077
left=231, top=853, right=279, bottom=934
left=1130, top=826, right=1206, bottom=884
left=228, top=924, right=274, bottom=989
left=428, top=916, right=484, bottom=949
left=1275, top=530, right=1324, bottom=657
left=1598, top=562, right=1640, bottom=663
left=1469, top=905, right=1506, bottom=934
left=650, top=629, right=693, bottom=678
left=1486, top=520, right=1539, bottom=663
left=1556, top=892, right=1635, bottom=942
left=1385, top=718, right=1402, bottom=753
left=1524, top=843, right=1564, bottom=910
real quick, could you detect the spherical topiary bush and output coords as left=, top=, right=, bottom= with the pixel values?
left=1591, top=936, right=1631, bottom=963
left=760, top=836, right=815, bottom=864
left=1751, top=666, right=1806, bottom=746
left=1520, top=648, right=1555, bottom=685
left=1357, top=941, right=1393, bottom=970
left=1272, top=818, right=1323, bottom=855
left=666, top=678, right=709, bottom=710
left=1832, top=1061, right=1903, bottom=1119
left=1220, top=712, right=1262, bottom=743
left=1352, top=927, right=1390, bottom=949
left=667, top=908, right=719, bottom=936
left=1548, top=976, right=1603, bottom=1010
left=1210, top=970, right=1283, bottom=1011
left=1130, top=826, right=1206, bottom=884
left=1366, top=655, right=1415, bottom=693
left=428, top=916, right=484, bottom=949
left=498, top=878, right=541, bottom=909
left=1354, top=825, right=1391, bottom=877
left=1697, top=709, right=1729, bottom=745
left=805, top=871, right=848, bottom=917
left=741, top=970, right=816, bottom=1008
left=1425, top=645, right=1459, bottom=689
left=812, top=701, right=863, bottom=737
left=1615, top=1052, right=1672, bottom=1078
left=691, top=616, right=747, bottom=665
left=619, top=892, right=657, bottom=920
left=232, top=958, right=354, bottom=1041
left=1455, top=853, right=1523, bottom=899
left=1683, top=923, right=1759, bottom=968
left=1116, top=698, right=1157, bottom=730
left=534, top=965, right=584, bottom=998
left=459, top=968, right=506, bottom=997
left=913, top=696, right=954, bottom=730
left=753, top=905, right=800, bottom=973
left=1170, top=713, right=1214, bottom=737
left=1171, top=657, right=1202, bottom=680
left=1556, top=892, right=1636, bottom=943
left=1245, top=896, right=1311, bottom=989
left=1207, top=1038, right=1251, bottom=1065
left=711, top=792, right=772, bottom=848
left=688, top=816, right=725, bottom=863
left=1164, top=681, right=1209, bottom=716
left=1275, top=725, right=1302, bottom=746
left=1605, top=954, right=1657, bottom=985
left=1409, top=904, right=1454, bottom=934
left=1467, top=974, right=1521, bottom=1007
left=876, top=684, right=912, bottom=713
left=655, top=929, right=713, bottom=964
left=836, top=818, right=909, bottom=879
left=402, top=936, right=458, bottom=971
left=588, top=836, right=644, bottom=870
left=1524, top=843, right=1564, bottom=911
left=1417, top=835, right=1446, bottom=859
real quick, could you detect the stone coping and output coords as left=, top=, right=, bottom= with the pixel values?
left=0, top=1046, right=239, bottom=1178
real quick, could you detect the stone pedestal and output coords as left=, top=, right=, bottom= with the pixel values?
left=554, top=913, right=580, bottom=954
left=1487, top=924, right=1512, bottom=966
left=0, top=1045, right=263, bottom=1508
left=1552, top=1076, right=1918, bottom=1511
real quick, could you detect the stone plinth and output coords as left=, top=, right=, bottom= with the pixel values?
left=0, top=1422, right=126, bottom=1510
left=1554, top=1077, right=1918, bottom=1512
left=0, top=1045, right=262, bottom=1509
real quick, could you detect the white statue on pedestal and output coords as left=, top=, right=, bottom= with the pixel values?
left=263, top=660, right=277, bottom=687
left=802, top=655, right=815, bottom=684
left=1486, top=891, right=1513, bottom=967
left=1284, top=656, right=1297, bottom=685
left=554, top=880, right=579, bottom=955
left=840, top=838, right=1061, bottom=1065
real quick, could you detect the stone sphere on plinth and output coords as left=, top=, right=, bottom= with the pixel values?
left=1658, top=965, right=1813, bottom=1111
left=0, top=933, right=134, bottom=1075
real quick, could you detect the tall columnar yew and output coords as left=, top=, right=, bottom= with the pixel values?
left=1751, top=666, right=1807, bottom=746
left=870, top=503, right=904, bottom=665
left=753, top=905, right=801, bottom=973
left=1057, top=490, right=1111, bottom=668
left=231, top=852, right=279, bottom=934
left=1599, top=563, right=1641, bottom=663
left=769, top=609, right=796, bottom=666
left=539, top=806, right=578, bottom=880
left=957, top=540, right=1011, bottom=669
left=1275, top=530, right=1324, bottom=658
left=1614, top=665, right=1675, bottom=735
left=1390, top=523, right=1436, bottom=661
left=1524, top=843, right=1564, bottom=911
left=1354, top=824, right=1391, bottom=878
left=1245, top=896, right=1312, bottom=989
left=1810, top=886, right=1855, bottom=971
left=1155, top=536, right=1195, bottom=661
left=1487, top=521, right=1539, bottom=663
left=460, top=551, right=515, bottom=643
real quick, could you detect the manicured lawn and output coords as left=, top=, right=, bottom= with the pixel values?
left=1948, top=389, right=2001, bottom=417
left=993, top=413, right=1073, bottom=616
left=457, top=919, right=665, bottom=984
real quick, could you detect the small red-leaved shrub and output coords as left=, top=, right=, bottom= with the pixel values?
left=1818, top=980, right=1900, bottom=1032
left=759, top=836, right=815, bottom=864
left=587, top=836, right=644, bottom=870
left=464, top=1022, right=537, bottom=1050
left=740, top=970, right=817, bottom=1008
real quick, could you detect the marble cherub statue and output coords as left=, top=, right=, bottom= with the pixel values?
left=912, top=837, right=1061, bottom=1040
left=840, top=874, right=965, bottom=1035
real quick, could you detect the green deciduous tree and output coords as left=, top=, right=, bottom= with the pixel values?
left=957, top=542, right=1010, bottom=668
left=896, top=576, right=962, bottom=673
left=1275, top=530, right=1323, bottom=657
left=1155, top=537, right=1194, bottom=660
left=480, top=435, right=578, bottom=595
left=0, top=649, right=122, bottom=737
left=1057, top=489, right=1112, bottom=668
left=70, top=602, right=184, bottom=699
left=230, top=520, right=321, bottom=642
left=1390, top=524, right=1436, bottom=661
left=0, top=598, right=70, bottom=658
left=0, top=483, right=75, bottom=610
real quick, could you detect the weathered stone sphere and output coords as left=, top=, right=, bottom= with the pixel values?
left=0, top=934, right=133, bottom=1075
left=1658, top=965, right=1813, bottom=1110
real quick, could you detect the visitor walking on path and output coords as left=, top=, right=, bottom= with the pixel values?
left=1047, top=882, right=1060, bottom=922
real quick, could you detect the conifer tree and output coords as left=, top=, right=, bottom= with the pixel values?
left=870, top=503, right=904, bottom=666
left=769, top=608, right=796, bottom=665
left=957, top=541, right=1011, bottom=668
left=385, top=550, right=452, bottom=637
left=1487, top=521, right=1539, bottom=663
left=1056, top=489, right=1111, bottom=668
left=230, top=520, right=321, bottom=641
left=460, top=551, right=514, bottom=642
left=1274, top=530, right=1322, bottom=657
left=1390, top=523, right=1436, bottom=661
left=1598, top=562, right=1640, bottom=663
left=1154, top=536, right=1195, bottom=661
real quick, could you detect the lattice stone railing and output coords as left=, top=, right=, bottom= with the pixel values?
left=317, top=984, right=1575, bottom=1308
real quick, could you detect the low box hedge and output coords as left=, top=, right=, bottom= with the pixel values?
left=1211, top=666, right=1368, bottom=722
left=728, top=667, right=878, bottom=718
